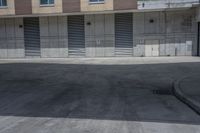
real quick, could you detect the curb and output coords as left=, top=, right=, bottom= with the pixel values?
left=173, top=76, right=200, bottom=115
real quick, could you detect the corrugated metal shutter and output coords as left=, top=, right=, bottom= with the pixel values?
left=24, top=17, right=40, bottom=57
left=115, top=13, right=133, bottom=56
left=68, top=15, right=85, bottom=57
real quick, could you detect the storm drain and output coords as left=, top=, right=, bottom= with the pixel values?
left=152, top=89, right=173, bottom=95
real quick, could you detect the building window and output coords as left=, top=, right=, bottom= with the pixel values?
left=0, top=0, right=7, bottom=7
left=40, top=0, right=54, bottom=6
left=89, top=0, right=104, bottom=4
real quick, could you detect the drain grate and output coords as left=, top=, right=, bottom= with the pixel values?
left=152, top=89, right=173, bottom=95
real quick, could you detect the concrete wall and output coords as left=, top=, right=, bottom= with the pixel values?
left=138, top=0, right=199, bottom=10
left=40, top=16, right=68, bottom=58
left=0, top=18, right=24, bottom=58
left=85, top=14, right=115, bottom=57
left=196, top=7, right=200, bottom=22
left=133, top=9, right=197, bottom=57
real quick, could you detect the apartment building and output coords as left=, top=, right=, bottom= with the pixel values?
left=0, top=0, right=199, bottom=58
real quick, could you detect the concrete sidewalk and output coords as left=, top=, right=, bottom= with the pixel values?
left=0, top=56, right=200, bottom=65
left=174, top=75, right=200, bottom=114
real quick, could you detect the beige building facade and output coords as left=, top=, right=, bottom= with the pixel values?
left=32, top=0, right=63, bottom=14
left=0, top=0, right=15, bottom=16
left=80, top=0, right=113, bottom=12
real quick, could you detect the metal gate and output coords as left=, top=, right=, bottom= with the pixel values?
left=24, top=17, right=40, bottom=57
left=68, top=15, right=85, bottom=57
left=115, top=13, right=133, bottom=56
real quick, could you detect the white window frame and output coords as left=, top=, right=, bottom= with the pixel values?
left=0, top=0, right=7, bottom=8
left=89, top=0, right=105, bottom=4
left=40, top=0, right=55, bottom=7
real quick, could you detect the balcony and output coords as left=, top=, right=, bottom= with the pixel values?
left=138, top=0, right=200, bottom=10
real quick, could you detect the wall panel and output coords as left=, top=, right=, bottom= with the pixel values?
left=63, top=0, right=80, bottom=13
left=15, top=18, right=24, bottom=57
left=58, top=16, right=68, bottom=57
left=6, top=18, right=16, bottom=58
left=0, top=19, right=7, bottom=58
left=114, top=0, right=137, bottom=10
left=85, top=15, right=95, bottom=57
left=15, top=0, right=32, bottom=15
left=85, top=14, right=115, bottom=57
left=104, top=14, right=115, bottom=57
left=40, top=16, right=68, bottom=58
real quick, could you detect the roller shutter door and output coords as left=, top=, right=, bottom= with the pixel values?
left=68, top=15, right=85, bottom=57
left=24, top=17, right=40, bottom=57
left=115, top=13, right=133, bottom=56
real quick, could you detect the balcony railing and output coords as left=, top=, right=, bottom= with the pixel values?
left=138, top=0, right=200, bottom=10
